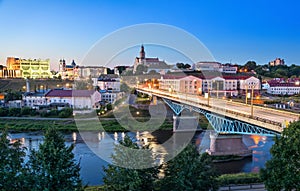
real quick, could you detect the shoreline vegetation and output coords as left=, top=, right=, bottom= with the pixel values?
left=0, top=117, right=174, bottom=132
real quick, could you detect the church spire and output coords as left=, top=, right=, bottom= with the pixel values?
left=140, top=44, right=145, bottom=59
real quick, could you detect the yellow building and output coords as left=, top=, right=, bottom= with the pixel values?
left=6, top=57, right=52, bottom=78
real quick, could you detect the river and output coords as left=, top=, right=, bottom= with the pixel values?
left=8, top=130, right=274, bottom=186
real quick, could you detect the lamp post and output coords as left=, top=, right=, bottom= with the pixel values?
left=216, top=81, right=219, bottom=99
left=250, top=84, right=255, bottom=117
left=245, top=84, right=248, bottom=105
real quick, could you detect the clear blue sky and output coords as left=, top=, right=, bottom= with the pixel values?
left=0, top=0, right=299, bottom=70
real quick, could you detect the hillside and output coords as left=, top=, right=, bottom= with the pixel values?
left=0, top=79, right=74, bottom=92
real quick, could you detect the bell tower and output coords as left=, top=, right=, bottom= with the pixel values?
left=140, top=45, right=145, bottom=60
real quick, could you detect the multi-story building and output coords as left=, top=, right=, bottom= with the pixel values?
left=266, top=78, right=300, bottom=95
left=93, top=75, right=121, bottom=92
left=194, top=61, right=222, bottom=72
left=100, top=90, right=124, bottom=104
left=159, top=75, right=203, bottom=95
left=45, top=89, right=101, bottom=109
left=221, top=64, right=238, bottom=74
left=23, top=91, right=48, bottom=109
left=78, top=66, right=107, bottom=78
left=6, top=57, right=52, bottom=78
left=159, top=75, right=260, bottom=97
left=239, top=76, right=261, bottom=93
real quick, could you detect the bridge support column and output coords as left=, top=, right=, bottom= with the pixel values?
left=152, top=95, right=157, bottom=105
left=173, top=115, right=199, bottom=132
left=207, top=133, right=252, bottom=156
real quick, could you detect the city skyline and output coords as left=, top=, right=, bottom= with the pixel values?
left=0, top=0, right=300, bottom=70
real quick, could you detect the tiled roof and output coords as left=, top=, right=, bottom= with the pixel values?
left=45, top=90, right=95, bottom=97
left=268, top=82, right=300, bottom=87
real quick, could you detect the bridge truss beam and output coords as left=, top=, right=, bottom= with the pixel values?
left=162, top=98, right=279, bottom=137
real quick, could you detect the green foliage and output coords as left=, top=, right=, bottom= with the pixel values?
left=103, top=135, right=159, bottom=191
left=106, top=103, right=113, bottom=111
left=217, top=173, right=261, bottom=186
left=159, top=144, right=219, bottom=191
left=27, top=128, right=83, bottom=191
left=120, top=82, right=131, bottom=93
left=260, top=121, right=300, bottom=191
left=8, top=107, right=21, bottom=117
left=0, top=107, right=8, bottom=116
left=58, top=107, right=73, bottom=118
left=0, top=128, right=27, bottom=190
left=21, top=107, right=32, bottom=116
left=255, top=64, right=300, bottom=78
left=176, top=63, right=191, bottom=69
left=4, top=90, right=22, bottom=102
left=244, top=61, right=257, bottom=71
left=135, top=64, right=148, bottom=75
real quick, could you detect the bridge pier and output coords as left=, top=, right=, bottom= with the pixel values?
left=173, top=114, right=199, bottom=132
left=207, top=133, right=252, bottom=156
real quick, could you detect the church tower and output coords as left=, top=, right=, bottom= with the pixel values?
left=140, top=45, right=145, bottom=60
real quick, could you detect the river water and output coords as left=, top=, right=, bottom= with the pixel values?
left=9, top=130, right=274, bottom=186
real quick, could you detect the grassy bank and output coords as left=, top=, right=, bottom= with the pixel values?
left=0, top=118, right=173, bottom=132
left=84, top=173, right=262, bottom=190
left=217, top=173, right=261, bottom=186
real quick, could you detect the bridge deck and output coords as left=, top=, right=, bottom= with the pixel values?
left=137, top=88, right=299, bottom=133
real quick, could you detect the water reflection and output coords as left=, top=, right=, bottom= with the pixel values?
left=7, top=131, right=274, bottom=186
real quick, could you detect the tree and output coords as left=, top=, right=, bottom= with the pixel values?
left=160, top=144, right=219, bottom=191
left=184, top=63, right=191, bottom=69
left=260, top=121, right=300, bottom=191
left=120, top=82, right=131, bottom=93
left=4, top=90, right=22, bottom=102
left=245, top=61, right=257, bottom=71
left=27, top=128, right=83, bottom=191
left=0, top=129, right=27, bottom=190
left=103, top=135, right=159, bottom=191
left=135, top=64, right=148, bottom=75
left=176, top=63, right=184, bottom=69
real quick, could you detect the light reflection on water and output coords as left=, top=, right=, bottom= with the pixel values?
left=8, top=131, right=274, bottom=186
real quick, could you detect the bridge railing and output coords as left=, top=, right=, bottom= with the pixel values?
left=137, top=88, right=283, bottom=128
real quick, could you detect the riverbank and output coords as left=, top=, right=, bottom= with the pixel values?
left=0, top=117, right=173, bottom=132
left=84, top=173, right=263, bottom=191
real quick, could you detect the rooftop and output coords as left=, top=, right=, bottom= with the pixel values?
left=45, top=90, right=95, bottom=97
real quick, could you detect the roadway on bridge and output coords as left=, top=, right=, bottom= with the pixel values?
left=138, top=88, right=299, bottom=125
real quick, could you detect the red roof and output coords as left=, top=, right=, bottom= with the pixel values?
left=45, top=90, right=95, bottom=97
left=268, top=82, right=300, bottom=87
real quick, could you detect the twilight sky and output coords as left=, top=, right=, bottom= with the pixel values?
left=0, top=0, right=299, bottom=70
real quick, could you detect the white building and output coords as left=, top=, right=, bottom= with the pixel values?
left=78, top=66, right=107, bottom=78
left=266, top=79, right=300, bottom=95
left=100, top=90, right=124, bottom=104
left=202, top=76, right=238, bottom=97
left=45, top=89, right=101, bottom=109
left=194, top=62, right=222, bottom=72
left=239, top=76, right=261, bottom=91
left=221, top=64, right=238, bottom=74
left=94, top=76, right=121, bottom=92
left=23, top=91, right=48, bottom=109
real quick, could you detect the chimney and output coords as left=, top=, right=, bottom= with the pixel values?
left=26, top=79, right=30, bottom=93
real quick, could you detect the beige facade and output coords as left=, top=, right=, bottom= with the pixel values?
left=159, top=75, right=202, bottom=95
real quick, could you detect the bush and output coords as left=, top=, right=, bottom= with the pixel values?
left=0, top=108, right=8, bottom=117
left=21, top=107, right=32, bottom=116
left=58, top=108, right=73, bottom=118
left=106, top=103, right=113, bottom=111
left=8, top=108, right=21, bottom=117
left=217, top=173, right=261, bottom=186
